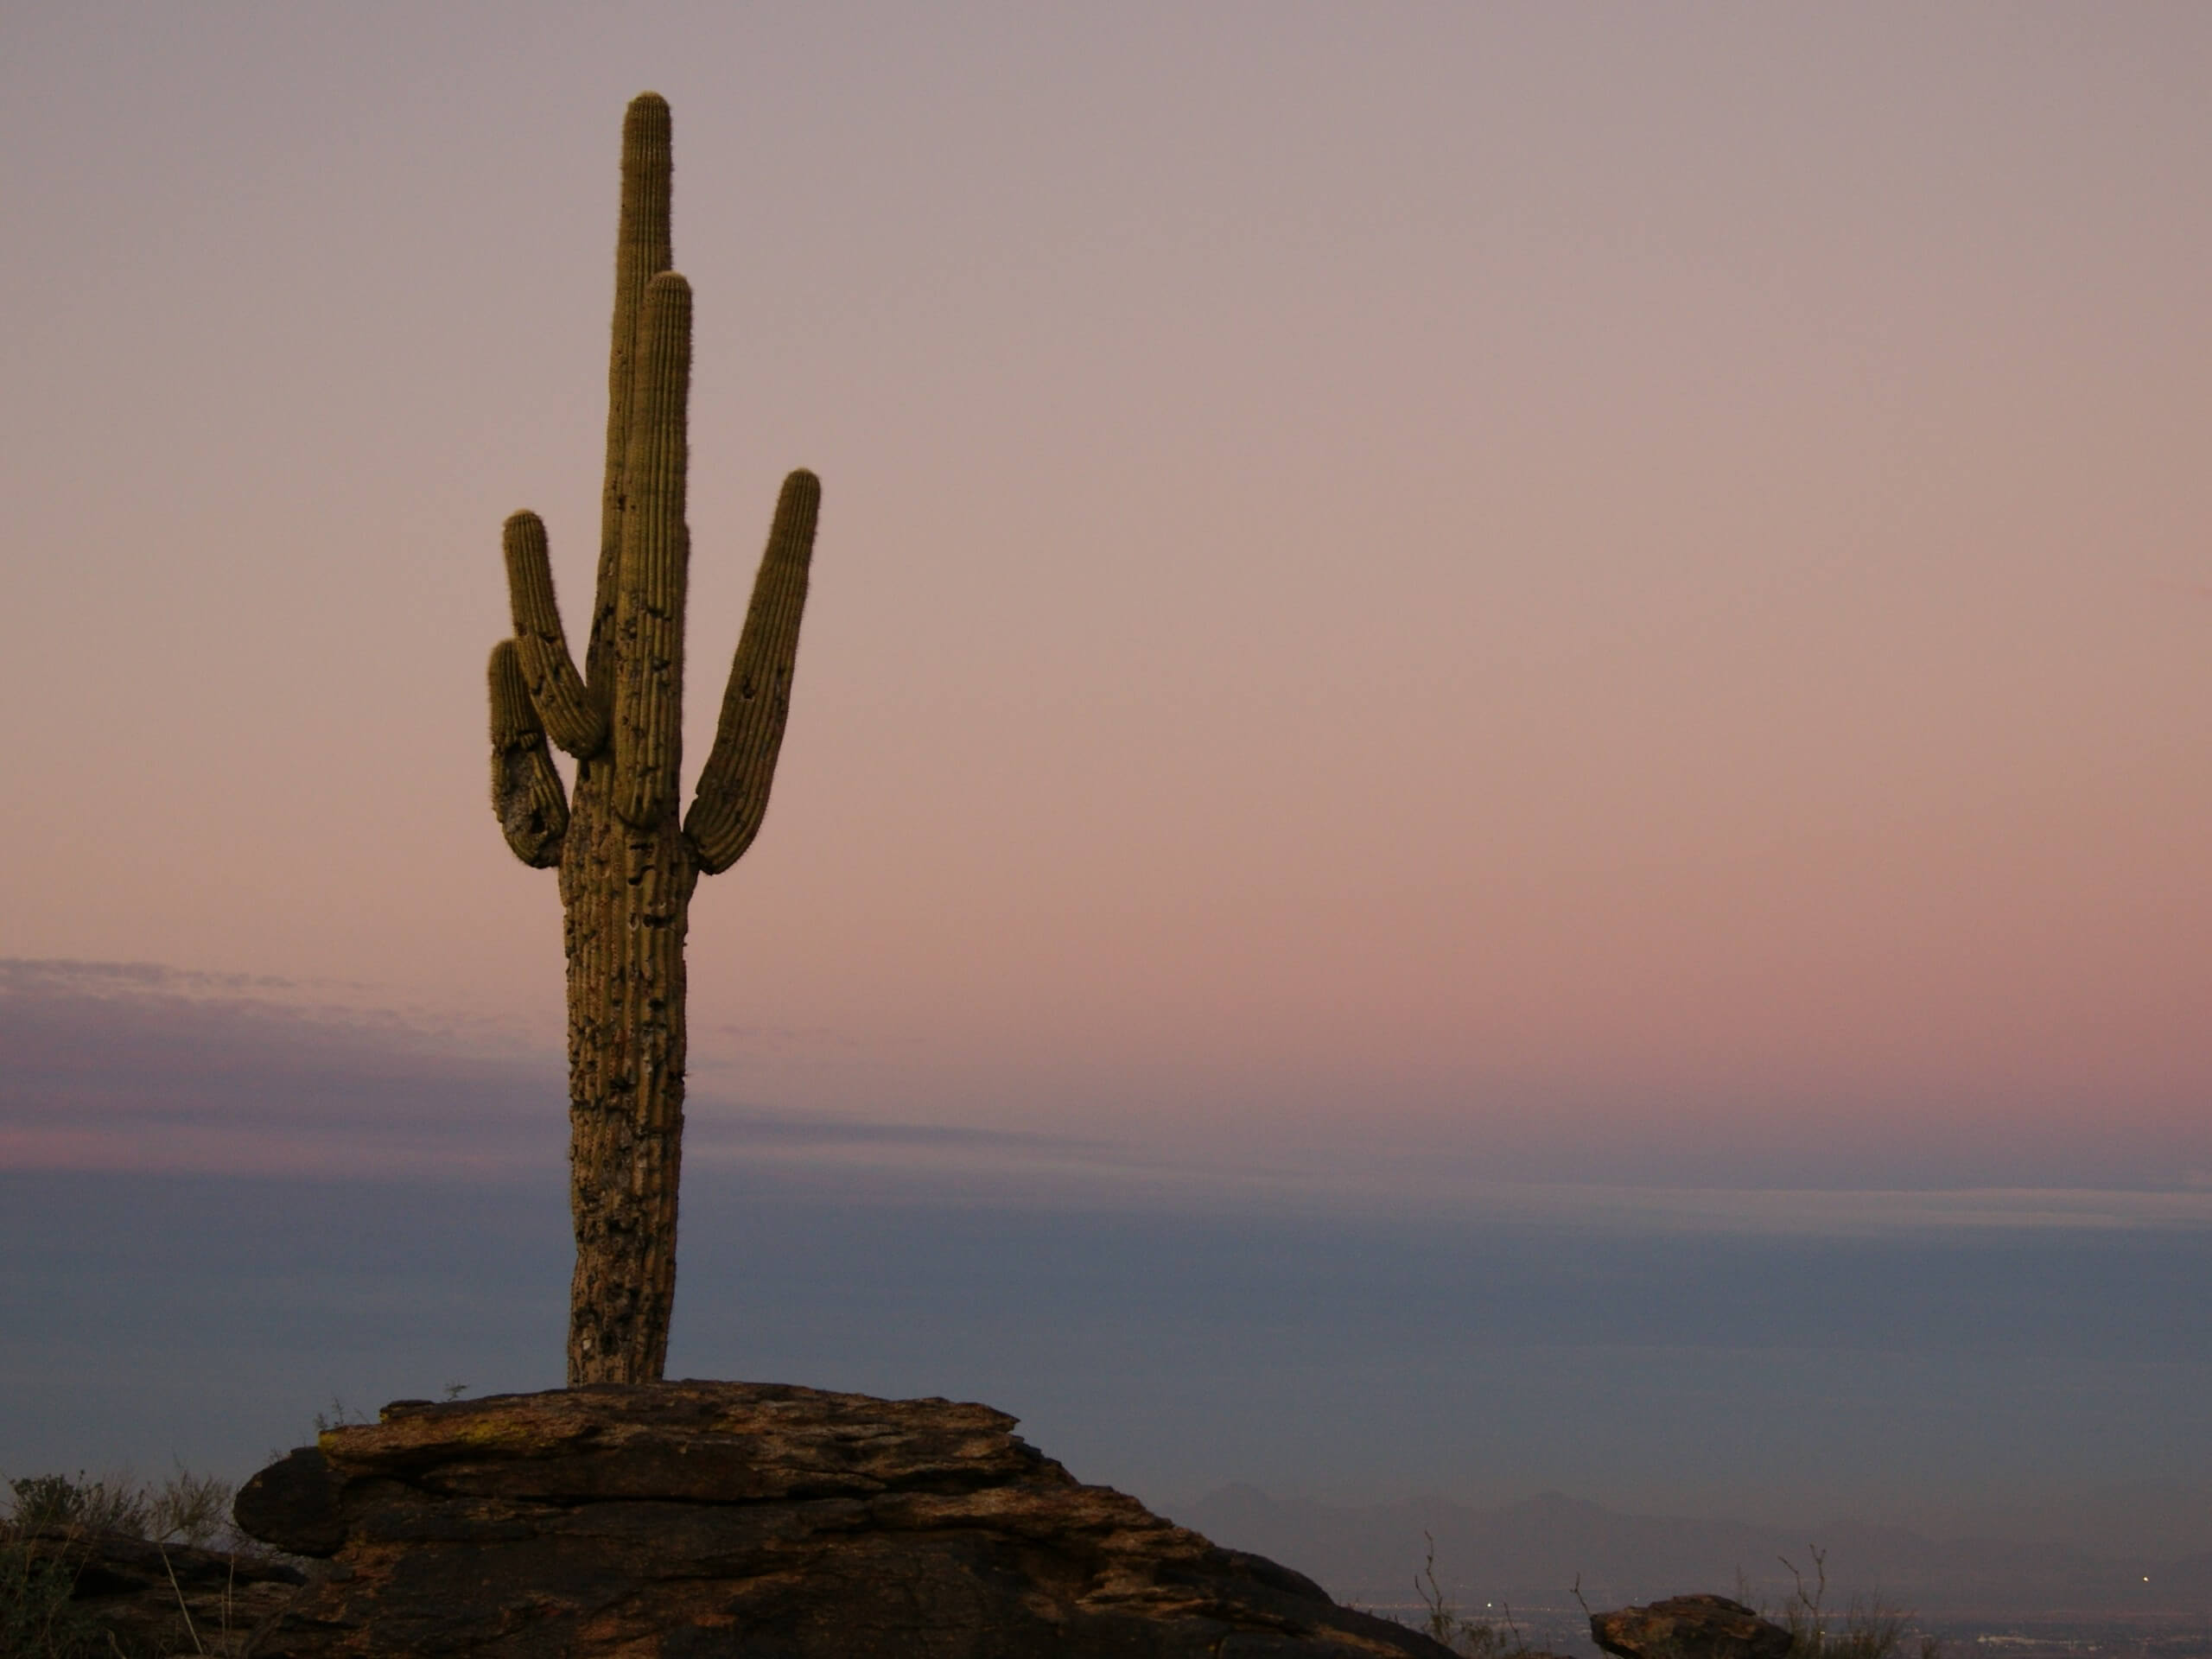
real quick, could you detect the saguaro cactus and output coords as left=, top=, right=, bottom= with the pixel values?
left=488, top=92, right=819, bottom=1385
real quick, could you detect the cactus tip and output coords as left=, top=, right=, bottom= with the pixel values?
left=777, top=468, right=823, bottom=521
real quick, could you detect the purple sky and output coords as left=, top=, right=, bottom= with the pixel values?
left=3, top=6, right=2211, bottom=1557
left=5, top=3, right=2207, bottom=1194
left=3, top=957, right=2209, bottom=1553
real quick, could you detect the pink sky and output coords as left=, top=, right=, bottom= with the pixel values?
left=3, top=4, right=2207, bottom=1186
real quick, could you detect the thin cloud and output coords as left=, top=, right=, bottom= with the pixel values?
left=0, top=957, right=1110, bottom=1184
left=6, top=959, right=2208, bottom=1233
left=0, top=958, right=562, bottom=1178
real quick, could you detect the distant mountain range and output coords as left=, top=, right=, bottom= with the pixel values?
left=1174, top=1486, right=2212, bottom=1634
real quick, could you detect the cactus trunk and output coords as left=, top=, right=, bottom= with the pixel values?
left=558, top=763, right=697, bottom=1382
left=486, top=92, right=821, bottom=1385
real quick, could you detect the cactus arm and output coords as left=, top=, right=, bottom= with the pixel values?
left=585, top=91, right=674, bottom=698
left=502, top=512, right=607, bottom=757
left=609, top=271, right=692, bottom=829
left=684, top=469, right=820, bottom=874
left=488, top=639, right=569, bottom=868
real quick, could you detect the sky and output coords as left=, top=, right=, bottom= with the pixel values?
left=2, top=2, right=2209, bottom=1567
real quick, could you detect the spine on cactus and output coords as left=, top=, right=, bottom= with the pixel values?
left=483, top=90, right=822, bottom=1385
left=611, top=271, right=692, bottom=830
left=487, top=639, right=569, bottom=868
left=686, top=468, right=820, bottom=873
left=503, top=512, right=606, bottom=757
left=588, top=92, right=674, bottom=697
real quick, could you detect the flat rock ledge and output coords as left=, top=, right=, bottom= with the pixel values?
left=232, top=1379, right=1453, bottom=1658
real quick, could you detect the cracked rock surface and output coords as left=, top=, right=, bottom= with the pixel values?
left=232, top=1380, right=1453, bottom=1658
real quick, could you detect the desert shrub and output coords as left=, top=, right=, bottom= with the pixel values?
left=1777, top=1548, right=1940, bottom=1659
left=0, top=1533, right=107, bottom=1658
left=147, top=1463, right=236, bottom=1549
left=7, top=1471, right=150, bottom=1538
left=7, top=1462, right=242, bottom=1550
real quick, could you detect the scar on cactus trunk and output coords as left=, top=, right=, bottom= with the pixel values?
left=486, top=92, right=820, bottom=1385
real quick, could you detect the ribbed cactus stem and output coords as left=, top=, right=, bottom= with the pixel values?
left=558, top=779, right=694, bottom=1382
left=503, top=511, right=607, bottom=758
left=611, top=271, right=692, bottom=829
left=588, top=91, right=674, bottom=695
left=482, top=92, right=820, bottom=1385
left=687, top=469, right=820, bottom=873
left=487, top=639, right=569, bottom=868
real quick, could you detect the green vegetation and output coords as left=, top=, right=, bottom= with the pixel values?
left=9, top=1471, right=149, bottom=1537
left=1, top=1466, right=257, bottom=1657
left=5, top=1465, right=238, bottom=1551
left=0, top=1530, right=103, bottom=1659
left=486, top=90, right=822, bottom=1387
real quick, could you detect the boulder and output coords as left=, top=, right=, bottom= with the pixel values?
left=1591, top=1593, right=1795, bottom=1659
left=233, top=1379, right=1454, bottom=1657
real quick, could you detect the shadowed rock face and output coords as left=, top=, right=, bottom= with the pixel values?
left=1591, top=1594, right=1795, bottom=1659
left=233, top=1380, right=1454, bottom=1658
left=15, top=1529, right=306, bottom=1658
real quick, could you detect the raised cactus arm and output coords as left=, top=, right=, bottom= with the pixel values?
left=491, top=92, right=825, bottom=1385
left=609, top=270, right=692, bottom=829
left=502, top=511, right=606, bottom=757
left=586, top=92, right=673, bottom=699
left=685, top=468, right=820, bottom=874
left=487, top=639, right=569, bottom=868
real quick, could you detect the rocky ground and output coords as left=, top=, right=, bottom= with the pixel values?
left=227, top=1378, right=1464, bottom=1656
left=16, top=1383, right=1872, bottom=1658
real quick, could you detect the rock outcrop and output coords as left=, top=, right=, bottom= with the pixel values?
left=1591, top=1593, right=1795, bottom=1659
left=232, top=1379, right=1453, bottom=1657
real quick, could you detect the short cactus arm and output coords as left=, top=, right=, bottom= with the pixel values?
left=502, top=512, right=607, bottom=757
left=609, top=270, right=692, bottom=829
left=685, top=469, right=819, bottom=874
left=488, top=639, right=569, bottom=868
left=585, top=91, right=673, bottom=698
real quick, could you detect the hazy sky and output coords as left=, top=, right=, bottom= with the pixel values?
left=6, top=2, right=2209, bottom=1179
left=3, top=3, right=2209, bottom=1554
left=4, top=962, right=2209, bottom=1554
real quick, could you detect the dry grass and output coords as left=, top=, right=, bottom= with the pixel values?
left=1409, top=1536, right=1944, bottom=1659
left=1415, top=1529, right=1535, bottom=1657
left=1771, top=1547, right=1942, bottom=1659
left=1, top=1466, right=263, bottom=1657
